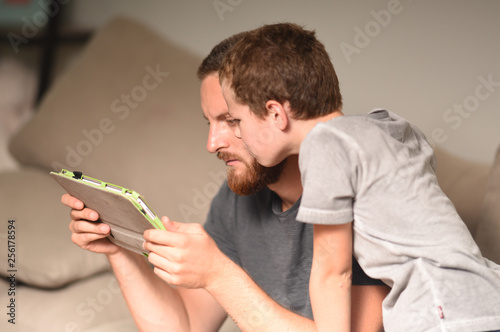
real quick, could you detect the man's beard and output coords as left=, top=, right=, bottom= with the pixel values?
left=217, top=152, right=286, bottom=196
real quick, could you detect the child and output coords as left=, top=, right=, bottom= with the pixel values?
left=219, top=22, right=500, bottom=332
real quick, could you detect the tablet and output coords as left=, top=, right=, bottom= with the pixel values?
left=50, top=169, right=165, bottom=256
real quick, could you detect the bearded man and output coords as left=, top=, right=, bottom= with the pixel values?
left=63, top=30, right=388, bottom=332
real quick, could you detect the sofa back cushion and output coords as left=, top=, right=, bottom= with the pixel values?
left=434, top=147, right=491, bottom=235
left=0, top=168, right=111, bottom=288
left=475, top=146, right=500, bottom=263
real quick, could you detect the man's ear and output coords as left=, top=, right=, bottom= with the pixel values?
left=265, top=100, right=290, bottom=131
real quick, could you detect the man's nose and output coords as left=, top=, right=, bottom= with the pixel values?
left=207, top=123, right=229, bottom=153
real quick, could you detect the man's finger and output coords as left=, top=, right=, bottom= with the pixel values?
left=70, top=207, right=100, bottom=222
left=162, top=216, right=199, bottom=234
left=70, top=219, right=109, bottom=234
left=72, top=231, right=110, bottom=245
left=144, top=228, right=188, bottom=248
left=61, top=194, right=84, bottom=209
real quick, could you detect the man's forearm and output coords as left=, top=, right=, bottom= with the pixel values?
left=107, top=250, right=191, bottom=331
left=205, top=254, right=315, bottom=332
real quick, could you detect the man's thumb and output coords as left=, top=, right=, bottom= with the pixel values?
left=162, top=216, right=189, bottom=233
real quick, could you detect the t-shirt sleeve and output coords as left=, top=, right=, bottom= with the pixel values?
left=297, top=123, right=358, bottom=225
left=203, top=181, right=241, bottom=266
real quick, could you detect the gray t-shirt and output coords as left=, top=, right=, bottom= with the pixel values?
left=297, top=109, right=500, bottom=331
left=204, top=182, right=383, bottom=320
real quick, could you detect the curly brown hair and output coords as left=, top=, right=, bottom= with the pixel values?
left=219, top=22, right=342, bottom=120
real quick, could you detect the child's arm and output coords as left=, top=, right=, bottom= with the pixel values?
left=310, top=222, right=353, bottom=332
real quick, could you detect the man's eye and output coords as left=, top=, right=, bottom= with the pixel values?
left=226, top=118, right=240, bottom=125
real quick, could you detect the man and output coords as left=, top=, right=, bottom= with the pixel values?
left=63, top=30, right=389, bottom=331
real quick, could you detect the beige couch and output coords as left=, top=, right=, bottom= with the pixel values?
left=0, top=17, right=498, bottom=332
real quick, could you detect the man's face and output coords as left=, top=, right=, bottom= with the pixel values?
left=221, top=79, right=285, bottom=168
left=201, top=74, right=285, bottom=195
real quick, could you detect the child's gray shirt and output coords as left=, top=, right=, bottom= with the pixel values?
left=297, top=109, right=500, bottom=331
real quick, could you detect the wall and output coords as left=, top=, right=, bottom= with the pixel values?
left=67, top=0, right=500, bottom=163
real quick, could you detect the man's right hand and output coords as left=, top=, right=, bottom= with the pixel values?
left=62, top=193, right=121, bottom=255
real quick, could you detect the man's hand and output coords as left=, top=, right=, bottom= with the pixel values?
left=144, top=217, right=227, bottom=290
left=62, top=193, right=121, bottom=255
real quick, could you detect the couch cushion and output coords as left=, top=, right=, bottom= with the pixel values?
left=0, top=271, right=136, bottom=331
left=8, top=16, right=225, bottom=224
left=434, top=147, right=491, bottom=235
left=0, top=167, right=110, bottom=288
left=475, top=146, right=500, bottom=264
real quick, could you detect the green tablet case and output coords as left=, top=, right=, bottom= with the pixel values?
left=50, top=169, right=165, bottom=256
